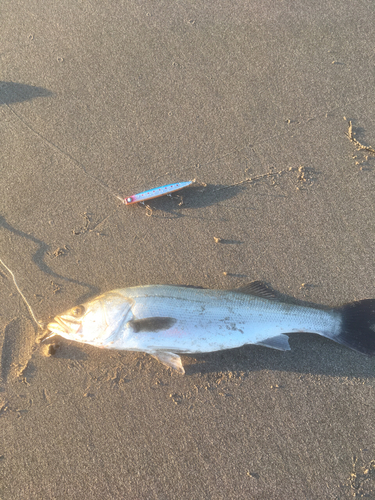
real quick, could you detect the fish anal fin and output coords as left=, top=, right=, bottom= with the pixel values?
left=256, top=334, right=290, bottom=351
left=150, top=351, right=185, bottom=374
left=234, top=281, right=278, bottom=300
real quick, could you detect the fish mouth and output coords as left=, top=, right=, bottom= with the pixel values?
left=47, top=315, right=82, bottom=336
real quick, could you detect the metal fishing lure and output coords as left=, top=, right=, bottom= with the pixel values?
left=123, top=180, right=195, bottom=205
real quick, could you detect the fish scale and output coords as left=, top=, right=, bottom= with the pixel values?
left=118, top=286, right=341, bottom=353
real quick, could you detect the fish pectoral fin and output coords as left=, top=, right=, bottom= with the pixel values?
left=256, top=334, right=291, bottom=351
left=127, top=317, right=177, bottom=333
left=150, top=351, right=185, bottom=374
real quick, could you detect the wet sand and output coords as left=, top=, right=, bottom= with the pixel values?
left=1, top=1, right=374, bottom=498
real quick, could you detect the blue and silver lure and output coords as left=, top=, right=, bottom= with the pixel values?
left=123, top=180, right=195, bottom=205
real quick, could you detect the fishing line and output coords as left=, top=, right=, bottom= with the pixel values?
left=0, top=257, right=42, bottom=329
left=1, top=101, right=121, bottom=203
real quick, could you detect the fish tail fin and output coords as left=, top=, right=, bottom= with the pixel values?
left=334, top=299, right=375, bottom=356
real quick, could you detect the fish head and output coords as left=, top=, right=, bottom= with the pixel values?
left=47, top=291, right=133, bottom=346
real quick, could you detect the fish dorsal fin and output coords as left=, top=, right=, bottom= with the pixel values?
left=256, top=334, right=291, bottom=351
left=233, top=281, right=277, bottom=300
left=169, top=284, right=205, bottom=290
left=150, top=351, right=185, bottom=374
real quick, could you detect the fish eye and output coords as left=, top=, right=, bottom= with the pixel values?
left=70, top=305, right=85, bottom=317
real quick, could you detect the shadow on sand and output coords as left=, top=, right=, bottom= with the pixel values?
left=0, top=81, right=52, bottom=106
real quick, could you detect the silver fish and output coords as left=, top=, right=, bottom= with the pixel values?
left=46, top=282, right=375, bottom=374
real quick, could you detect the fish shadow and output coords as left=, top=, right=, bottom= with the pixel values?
left=0, top=81, right=53, bottom=105
left=182, top=335, right=374, bottom=379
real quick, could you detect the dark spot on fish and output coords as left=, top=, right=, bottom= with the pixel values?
left=225, top=322, right=240, bottom=331
left=128, top=317, right=177, bottom=333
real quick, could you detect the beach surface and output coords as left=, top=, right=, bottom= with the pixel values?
left=1, top=1, right=374, bottom=498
